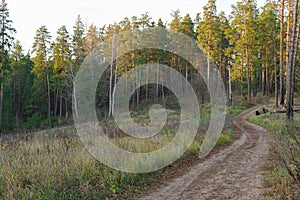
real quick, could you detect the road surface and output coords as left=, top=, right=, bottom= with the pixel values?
left=141, top=107, right=269, bottom=200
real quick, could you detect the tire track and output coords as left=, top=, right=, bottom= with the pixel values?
left=140, top=107, right=269, bottom=200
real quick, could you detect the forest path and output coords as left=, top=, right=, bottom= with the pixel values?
left=140, top=107, right=269, bottom=200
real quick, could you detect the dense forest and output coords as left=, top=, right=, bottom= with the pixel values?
left=0, top=0, right=299, bottom=132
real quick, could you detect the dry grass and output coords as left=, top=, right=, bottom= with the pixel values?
left=0, top=106, right=243, bottom=199
left=249, top=110, right=300, bottom=199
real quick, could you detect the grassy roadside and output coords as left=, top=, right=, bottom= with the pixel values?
left=249, top=109, right=300, bottom=200
left=0, top=105, right=247, bottom=200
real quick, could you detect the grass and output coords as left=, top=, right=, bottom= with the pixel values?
left=0, top=105, right=246, bottom=199
left=249, top=109, right=300, bottom=199
left=226, top=105, right=248, bottom=117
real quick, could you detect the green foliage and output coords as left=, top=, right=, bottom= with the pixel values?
left=31, top=26, right=52, bottom=79
left=216, top=134, right=232, bottom=146
left=72, top=15, right=86, bottom=71
left=226, top=105, right=248, bottom=117
left=2, top=83, right=15, bottom=130
left=26, top=113, right=42, bottom=129
left=0, top=0, right=296, bottom=147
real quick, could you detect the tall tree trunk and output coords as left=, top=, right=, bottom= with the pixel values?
left=280, top=0, right=285, bottom=106
left=228, top=65, right=233, bottom=105
left=207, top=52, right=210, bottom=91
left=0, top=71, right=3, bottom=132
left=65, top=97, right=68, bottom=120
left=59, top=90, right=62, bottom=123
left=46, top=73, right=51, bottom=121
left=286, top=0, right=299, bottom=120
left=54, top=88, right=58, bottom=117
left=156, top=63, right=159, bottom=100
left=274, top=49, right=278, bottom=106
left=109, top=35, right=115, bottom=117
left=146, top=65, right=148, bottom=102
left=112, top=49, right=118, bottom=116
left=266, top=63, right=270, bottom=96
left=136, top=67, right=140, bottom=106
left=73, top=80, right=79, bottom=120
left=273, top=28, right=279, bottom=106
left=291, top=18, right=300, bottom=107
left=0, top=12, right=4, bottom=132
left=246, top=48, right=251, bottom=103
left=285, top=0, right=291, bottom=105
left=262, top=63, right=265, bottom=96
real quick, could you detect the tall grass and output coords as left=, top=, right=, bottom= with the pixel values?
left=0, top=106, right=244, bottom=199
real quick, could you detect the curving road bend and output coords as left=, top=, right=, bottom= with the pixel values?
left=140, top=107, right=269, bottom=200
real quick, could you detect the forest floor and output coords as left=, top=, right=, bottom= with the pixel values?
left=137, top=106, right=270, bottom=200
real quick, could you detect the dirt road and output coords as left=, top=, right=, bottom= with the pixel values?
left=141, top=107, right=269, bottom=200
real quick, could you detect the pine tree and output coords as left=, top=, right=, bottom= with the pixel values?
left=230, top=0, right=259, bottom=102
left=170, top=10, right=182, bottom=31
left=0, top=0, right=15, bottom=132
left=286, top=0, right=299, bottom=120
left=279, top=0, right=285, bottom=106
left=139, top=12, right=152, bottom=30
left=180, top=14, right=195, bottom=38
left=157, top=18, right=166, bottom=29
left=72, top=15, right=85, bottom=71
left=10, top=40, right=28, bottom=125
left=84, top=24, right=101, bottom=53
left=53, top=25, right=71, bottom=122
left=218, top=11, right=231, bottom=96
left=179, top=14, right=195, bottom=83
left=31, top=25, right=52, bottom=120
left=256, top=1, right=279, bottom=99
left=197, top=0, right=222, bottom=90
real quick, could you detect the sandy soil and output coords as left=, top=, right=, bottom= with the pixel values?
left=140, top=107, right=269, bottom=200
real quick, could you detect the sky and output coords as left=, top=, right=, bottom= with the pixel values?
left=9, top=0, right=266, bottom=52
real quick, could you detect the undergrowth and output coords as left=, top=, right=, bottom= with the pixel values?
left=0, top=106, right=245, bottom=199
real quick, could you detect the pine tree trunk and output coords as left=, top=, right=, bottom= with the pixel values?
left=109, top=35, right=115, bottom=117
left=0, top=12, right=4, bottom=132
left=73, top=81, right=79, bottom=120
left=47, top=73, right=51, bottom=121
left=279, top=0, right=285, bottom=106
left=286, top=0, right=299, bottom=120
left=262, top=65, right=265, bottom=96
left=136, top=67, right=139, bottom=107
left=207, top=52, right=210, bottom=90
left=274, top=52, right=278, bottom=106
left=65, top=98, right=68, bottom=120
left=291, top=19, right=300, bottom=108
left=229, top=65, right=233, bottom=105
left=146, top=65, right=148, bottom=102
left=273, top=29, right=279, bottom=106
left=285, top=1, right=291, bottom=105
left=156, top=63, right=159, bottom=100
left=112, top=50, right=118, bottom=116
left=54, top=88, right=58, bottom=117
left=59, top=90, right=62, bottom=123
left=0, top=72, right=3, bottom=132
left=246, top=48, right=251, bottom=103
